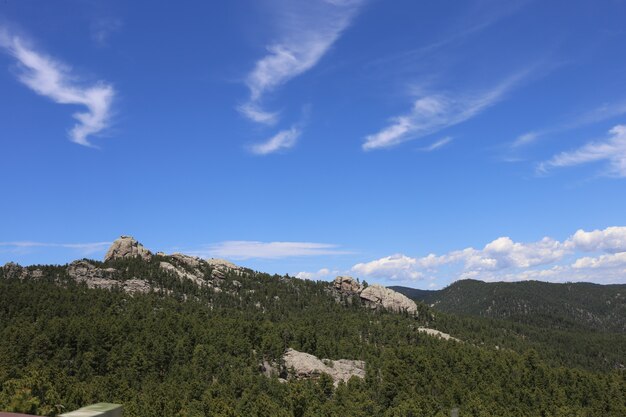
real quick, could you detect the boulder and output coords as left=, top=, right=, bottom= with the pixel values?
left=333, top=276, right=361, bottom=294
left=282, top=348, right=365, bottom=386
left=104, top=236, right=152, bottom=262
left=359, top=284, right=418, bottom=314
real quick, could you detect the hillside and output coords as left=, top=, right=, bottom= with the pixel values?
left=1, top=237, right=625, bottom=416
left=391, top=279, right=626, bottom=333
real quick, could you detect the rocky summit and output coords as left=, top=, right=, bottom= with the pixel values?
left=104, top=235, right=153, bottom=262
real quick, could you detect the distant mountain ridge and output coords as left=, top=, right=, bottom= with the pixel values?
left=391, top=279, right=626, bottom=333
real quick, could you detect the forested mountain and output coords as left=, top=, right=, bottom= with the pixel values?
left=392, top=279, right=626, bottom=333
left=1, top=237, right=625, bottom=416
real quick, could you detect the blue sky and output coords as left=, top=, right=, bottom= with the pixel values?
left=1, top=0, right=626, bottom=289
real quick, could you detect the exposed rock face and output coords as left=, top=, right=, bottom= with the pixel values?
left=359, top=284, right=418, bottom=314
left=332, top=276, right=418, bottom=315
left=333, top=276, right=362, bottom=294
left=104, top=236, right=152, bottom=262
left=283, top=348, right=365, bottom=386
left=171, top=253, right=203, bottom=269
left=67, top=260, right=151, bottom=294
left=206, top=258, right=245, bottom=279
left=417, top=327, right=460, bottom=342
left=159, top=261, right=205, bottom=286
left=2, top=262, right=28, bottom=279
left=68, top=260, right=117, bottom=281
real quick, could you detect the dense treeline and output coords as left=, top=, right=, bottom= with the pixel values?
left=0, top=259, right=625, bottom=416
left=392, top=279, right=626, bottom=333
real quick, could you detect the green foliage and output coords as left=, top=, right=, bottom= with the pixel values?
left=0, top=262, right=625, bottom=416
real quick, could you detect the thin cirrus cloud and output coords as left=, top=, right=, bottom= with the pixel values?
left=0, top=28, right=115, bottom=147
left=250, top=126, right=301, bottom=155
left=538, top=125, right=626, bottom=177
left=362, top=72, right=528, bottom=151
left=418, top=136, right=453, bottom=152
left=0, top=241, right=112, bottom=255
left=350, top=226, right=626, bottom=284
left=511, top=100, right=626, bottom=149
left=192, top=240, right=353, bottom=260
left=239, top=0, right=364, bottom=126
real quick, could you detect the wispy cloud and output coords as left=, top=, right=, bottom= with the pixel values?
left=418, top=136, right=452, bottom=152
left=538, top=125, right=626, bottom=177
left=249, top=126, right=301, bottom=155
left=350, top=226, right=626, bottom=284
left=90, top=17, right=123, bottom=47
left=0, top=241, right=111, bottom=255
left=363, top=73, right=528, bottom=150
left=192, top=240, right=353, bottom=260
left=511, top=100, right=626, bottom=149
left=239, top=0, right=363, bottom=124
left=366, top=0, right=530, bottom=74
left=0, top=29, right=115, bottom=147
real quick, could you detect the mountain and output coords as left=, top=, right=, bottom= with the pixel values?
left=391, top=279, right=626, bottom=333
left=1, top=237, right=625, bottom=416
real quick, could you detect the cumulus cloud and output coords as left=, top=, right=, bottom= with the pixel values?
left=538, top=125, right=626, bottom=177
left=0, top=30, right=115, bottom=147
left=249, top=126, right=301, bottom=155
left=352, top=254, right=423, bottom=280
left=196, top=241, right=352, bottom=260
left=567, top=226, right=626, bottom=253
left=350, top=226, right=626, bottom=284
left=572, top=252, right=626, bottom=269
left=239, top=0, right=363, bottom=124
left=295, top=268, right=337, bottom=280
left=363, top=74, right=525, bottom=150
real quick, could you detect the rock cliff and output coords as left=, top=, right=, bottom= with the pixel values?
left=332, top=276, right=418, bottom=314
left=104, top=235, right=152, bottom=262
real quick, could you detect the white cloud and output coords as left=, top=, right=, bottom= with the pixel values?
left=363, top=74, right=525, bottom=150
left=352, top=254, right=423, bottom=281
left=350, top=226, right=626, bottom=284
left=418, top=136, right=453, bottom=152
left=0, top=241, right=111, bottom=255
left=249, top=126, right=301, bottom=155
left=510, top=101, right=626, bottom=151
left=238, top=103, right=280, bottom=125
left=572, top=252, right=626, bottom=269
left=538, top=125, right=626, bottom=177
left=240, top=0, right=363, bottom=124
left=295, top=267, right=337, bottom=280
left=0, top=31, right=115, bottom=146
left=567, top=226, right=626, bottom=253
left=197, top=241, right=352, bottom=260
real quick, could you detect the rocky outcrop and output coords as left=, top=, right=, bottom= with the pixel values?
left=104, top=236, right=152, bottom=262
left=206, top=258, right=245, bottom=279
left=332, top=276, right=418, bottom=315
left=417, top=327, right=460, bottom=342
left=360, top=284, right=418, bottom=314
left=282, top=348, right=365, bottom=386
left=333, top=276, right=362, bottom=294
left=2, top=262, right=29, bottom=279
left=159, top=261, right=205, bottom=286
left=67, top=260, right=151, bottom=294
